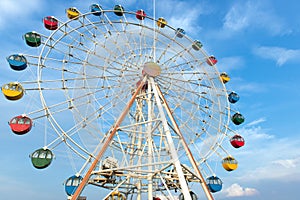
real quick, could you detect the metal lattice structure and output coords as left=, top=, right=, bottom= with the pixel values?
left=2, top=3, right=246, bottom=200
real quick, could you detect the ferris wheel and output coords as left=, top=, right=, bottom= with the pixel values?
left=2, top=3, right=246, bottom=200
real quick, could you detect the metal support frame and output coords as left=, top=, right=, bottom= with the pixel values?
left=70, top=76, right=147, bottom=200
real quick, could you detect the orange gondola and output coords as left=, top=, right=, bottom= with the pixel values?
left=9, top=115, right=32, bottom=135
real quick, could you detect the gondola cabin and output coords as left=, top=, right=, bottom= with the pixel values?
left=157, top=17, right=167, bottom=28
left=30, top=148, right=54, bottom=169
left=24, top=32, right=41, bottom=47
left=222, top=156, right=238, bottom=171
left=228, top=92, right=239, bottom=103
left=105, top=191, right=126, bottom=200
left=136, top=9, right=146, bottom=20
left=114, top=5, right=124, bottom=16
left=7, top=54, right=28, bottom=71
left=206, top=176, right=222, bottom=193
left=192, top=40, right=203, bottom=51
left=43, top=16, right=58, bottom=30
left=65, top=175, right=83, bottom=196
left=67, top=7, right=80, bottom=19
left=175, top=28, right=185, bottom=38
left=179, top=191, right=197, bottom=200
left=90, top=4, right=102, bottom=16
left=220, top=72, right=230, bottom=83
left=1, top=82, right=24, bottom=101
left=206, top=56, right=218, bottom=66
left=9, top=115, right=32, bottom=135
left=230, top=135, right=245, bottom=148
left=231, top=113, right=245, bottom=125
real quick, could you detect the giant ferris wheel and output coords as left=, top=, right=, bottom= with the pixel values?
left=2, top=3, right=246, bottom=200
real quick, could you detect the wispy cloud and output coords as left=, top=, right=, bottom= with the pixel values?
left=222, top=1, right=291, bottom=36
left=218, top=56, right=245, bottom=72
left=224, top=183, right=259, bottom=197
left=273, top=158, right=299, bottom=169
left=235, top=125, right=300, bottom=181
left=154, top=0, right=207, bottom=35
left=234, top=82, right=266, bottom=93
left=253, top=46, right=300, bottom=66
left=245, top=117, right=266, bottom=127
left=0, top=0, right=44, bottom=30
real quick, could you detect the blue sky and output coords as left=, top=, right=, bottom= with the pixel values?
left=0, top=0, right=299, bottom=200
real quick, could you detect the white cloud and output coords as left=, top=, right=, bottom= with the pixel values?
left=223, top=1, right=290, bottom=35
left=218, top=56, right=245, bottom=72
left=155, top=0, right=207, bottom=35
left=234, top=125, right=300, bottom=182
left=245, top=117, right=266, bottom=127
left=0, top=0, right=43, bottom=29
left=273, top=158, right=300, bottom=169
left=225, top=183, right=259, bottom=197
left=234, top=82, right=266, bottom=93
left=253, top=46, right=300, bottom=66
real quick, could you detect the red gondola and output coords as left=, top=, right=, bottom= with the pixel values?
left=206, top=56, right=217, bottom=66
left=230, top=135, right=245, bottom=148
left=136, top=9, right=146, bottom=20
left=9, top=115, right=32, bottom=135
left=43, top=16, right=58, bottom=30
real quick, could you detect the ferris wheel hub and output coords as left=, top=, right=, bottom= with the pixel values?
left=142, top=62, right=161, bottom=77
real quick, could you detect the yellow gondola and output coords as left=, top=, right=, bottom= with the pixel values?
left=220, top=72, right=230, bottom=83
left=105, top=191, right=126, bottom=200
left=1, top=82, right=24, bottom=101
left=157, top=17, right=167, bottom=28
left=222, top=156, right=238, bottom=171
left=66, top=7, right=80, bottom=20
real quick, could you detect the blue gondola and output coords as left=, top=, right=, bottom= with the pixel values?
left=65, top=175, right=82, bottom=196
left=90, top=4, right=102, bottom=16
left=228, top=92, right=240, bottom=103
left=175, top=28, right=185, bottom=38
left=206, top=176, right=222, bottom=193
left=7, top=54, right=28, bottom=71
